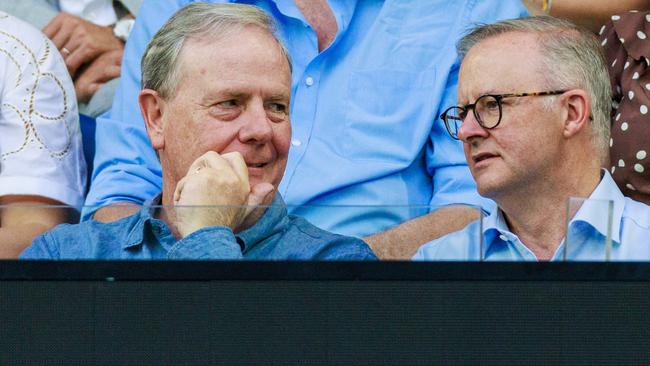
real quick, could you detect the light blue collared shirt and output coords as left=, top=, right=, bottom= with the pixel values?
left=413, top=171, right=650, bottom=261
left=83, top=0, right=527, bottom=237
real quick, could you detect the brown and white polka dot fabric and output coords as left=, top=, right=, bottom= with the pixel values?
left=600, top=10, right=650, bottom=204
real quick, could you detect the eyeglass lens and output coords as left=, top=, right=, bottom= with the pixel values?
left=475, top=94, right=501, bottom=129
left=443, top=95, right=502, bottom=139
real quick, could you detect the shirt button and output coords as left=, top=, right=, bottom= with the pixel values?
left=305, top=76, right=314, bottom=86
left=291, top=139, right=302, bottom=147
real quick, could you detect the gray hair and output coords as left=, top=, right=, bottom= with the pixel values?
left=458, top=16, right=612, bottom=164
left=141, top=2, right=291, bottom=99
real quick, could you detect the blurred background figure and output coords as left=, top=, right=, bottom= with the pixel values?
left=0, top=0, right=142, bottom=117
left=600, top=9, right=650, bottom=205
left=0, top=12, right=86, bottom=257
left=524, top=1, right=650, bottom=204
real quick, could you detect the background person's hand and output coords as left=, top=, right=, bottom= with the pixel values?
left=74, top=49, right=122, bottom=103
left=172, top=151, right=273, bottom=238
left=43, top=12, right=123, bottom=76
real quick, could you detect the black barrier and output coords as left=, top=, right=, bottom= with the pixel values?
left=1, top=261, right=649, bottom=365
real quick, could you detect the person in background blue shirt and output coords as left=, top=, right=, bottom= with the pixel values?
left=21, top=3, right=376, bottom=260
left=414, top=16, right=650, bottom=262
left=84, top=0, right=528, bottom=259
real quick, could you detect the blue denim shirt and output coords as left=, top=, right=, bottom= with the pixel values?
left=413, top=171, right=650, bottom=261
left=21, top=195, right=377, bottom=260
left=83, top=0, right=526, bottom=237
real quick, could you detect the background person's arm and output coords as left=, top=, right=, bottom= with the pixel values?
left=0, top=14, right=86, bottom=253
left=524, top=0, right=650, bottom=32
left=0, top=196, right=69, bottom=258
left=364, top=205, right=479, bottom=259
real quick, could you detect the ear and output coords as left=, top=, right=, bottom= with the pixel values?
left=561, top=89, right=591, bottom=139
left=139, top=89, right=166, bottom=150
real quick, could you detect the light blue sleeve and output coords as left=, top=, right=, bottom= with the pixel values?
left=426, top=0, right=528, bottom=213
left=82, top=0, right=191, bottom=220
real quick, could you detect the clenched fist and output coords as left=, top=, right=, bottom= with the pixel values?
left=172, top=151, right=274, bottom=237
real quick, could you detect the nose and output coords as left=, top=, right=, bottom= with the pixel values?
left=238, top=102, right=273, bottom=144
left=457, top=111, right=489, bottom=142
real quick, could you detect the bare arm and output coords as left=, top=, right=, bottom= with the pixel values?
left=92, top=203, right=141, bottom=223
left=363, top=205, right=480, bottom=260
left=524, top=0, right=650, bottom=32
left=0, top=195, right=70, bottom=258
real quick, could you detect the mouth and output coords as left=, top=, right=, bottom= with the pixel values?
left=472, top=152, right=499, bottom=165
left=247, top=162, right=268, bottom=168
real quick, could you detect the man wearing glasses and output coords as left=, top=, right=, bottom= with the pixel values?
left=414, top=16, right=650, bottom=261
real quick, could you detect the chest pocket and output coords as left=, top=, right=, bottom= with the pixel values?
left=341, top=68, right=437, bottom=163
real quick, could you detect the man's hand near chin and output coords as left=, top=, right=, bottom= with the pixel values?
left=172, top=151, right=274, bottom=238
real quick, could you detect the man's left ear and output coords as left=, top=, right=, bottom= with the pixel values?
left=139, top=89, right=166, bottom=150
left=561, top=89, right=591, bottom=139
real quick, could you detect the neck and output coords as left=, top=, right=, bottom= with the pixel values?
left=158, top=176, right=180, bottom=238
left=497, top=164, right=601, bottom=261
left=294, top=0, right=338, bottom=52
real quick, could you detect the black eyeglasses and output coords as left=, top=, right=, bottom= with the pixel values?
left=440, top=90, right=567, bottom=140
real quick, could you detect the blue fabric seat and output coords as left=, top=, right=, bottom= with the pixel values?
left=79, top=113, right=96, bottom=194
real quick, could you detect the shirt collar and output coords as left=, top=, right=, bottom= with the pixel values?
left=481, top=208, right=509, bottom=259
left=479, top=169, right=626, bottom=257
left=123, top=194, right=162, bottom=249
left=569, top=169, right=624, bottom=244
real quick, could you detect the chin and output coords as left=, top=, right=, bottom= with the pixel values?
left=475, top=176, right=504, bottom=199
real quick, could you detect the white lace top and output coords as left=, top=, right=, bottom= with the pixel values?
left=0, top=12, right=86, bottom=207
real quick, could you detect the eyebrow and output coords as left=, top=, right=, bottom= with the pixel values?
left=198, top=90, right=246, bottom=105
left=266, top=93, right=290, bottom=101
left=459, top=89, right=501, bottom=104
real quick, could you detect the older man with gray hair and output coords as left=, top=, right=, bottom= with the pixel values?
left=20, top=3, right=376, bottom=260
left=414, top=16, right=650, bottom=261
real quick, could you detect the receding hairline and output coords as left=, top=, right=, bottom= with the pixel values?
left=457, top=17, right=587, bottom=59
left=455, top=16, right=612, bottom=163
left=140, top=2, right=293, bottom=100
left=170, top=24, right=291, bottom=96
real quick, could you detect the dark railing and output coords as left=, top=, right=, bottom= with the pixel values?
left=2, top=261, right=649, bottom=365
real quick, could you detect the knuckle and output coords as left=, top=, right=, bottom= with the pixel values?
left=204, top=151, right=220, bottom=159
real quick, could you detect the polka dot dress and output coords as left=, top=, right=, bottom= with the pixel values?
left=600, top=11, right=650, bottom=204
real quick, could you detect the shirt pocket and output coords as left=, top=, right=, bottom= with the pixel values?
left=341, top=68, right=437, bottom=163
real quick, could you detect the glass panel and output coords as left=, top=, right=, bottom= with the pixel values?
left=564, top=197, right=614, bottom=261
left=8, top=203, right=488, bottom=261
left=405, top=204, right=485, bottom=261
